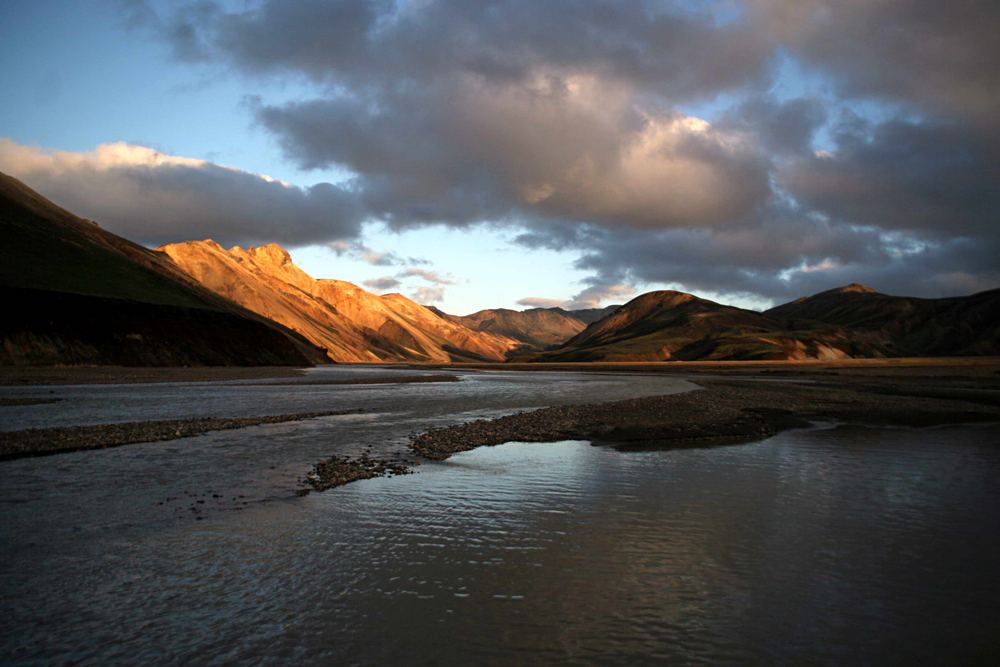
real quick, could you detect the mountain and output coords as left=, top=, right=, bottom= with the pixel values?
left=534, top=285, right=1000, bottom=362
left=450, top=308, right=588, bottom=349
left=532, top=291, right=847, bottom=361
left=568, top=305, right=622, bottom=324
left=450, top=304, right=624, bottom=351
left=161, top=240, right=518, bottom=362
left=0, top=171, right=322, bottom=366
left=765, top=284, right=1000, bottom=356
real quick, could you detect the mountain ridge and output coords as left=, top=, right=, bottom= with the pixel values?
left=4, top=170, right=996, bottom=366
left=533, top=285, right=1000, bottom=362
left=161, top=239, right=519, bottom=363
left=450, top=305, right=623, bottom=351
left=0, top=171, right=323, bottom=366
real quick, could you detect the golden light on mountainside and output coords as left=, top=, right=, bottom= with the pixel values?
left=159, top=240, right=520, bottom=363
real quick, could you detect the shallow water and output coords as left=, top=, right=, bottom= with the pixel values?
left=1, top=371, right=999, bottom=664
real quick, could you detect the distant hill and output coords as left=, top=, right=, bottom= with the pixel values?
left=568, top=305, right=622, bottom=324
left=450, top=305, right=623, bottom=351
left=532, top=285, right=1000, bottom=362
left=533, top=290, right=848, bottom=361
left=161, top=240, right=519, bottom=362
left=450, top=308, right=587, bottom=349
left=765, top=283, right=1000, bottom=357
left=0, top=172, right=322, bottom=366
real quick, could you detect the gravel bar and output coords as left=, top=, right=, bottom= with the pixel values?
left=0, top=410, right=360, bottom=460
left=411, top=376, right=1000, bottom=460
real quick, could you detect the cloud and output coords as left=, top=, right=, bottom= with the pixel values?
left=411, top=286, right=445, bottom=304
left=398, top=268, right=455, bottom=286
left=779, top=116, right=1000, bottom=237
left=516, top=284, right=635, bottom=311
left=720, top=95, right=827, bottom=155
left=565, top=283, right=636, bottom=310
left=750, top=0, right=1000, bottom=132
left=328, top=240, right=427, bottom=267
left=0, top=139, right=363, bottom=247
left=256, top=77, right=771, bottom=231
left=114, top=1, right=1000, bottom=302
left=115, top=0, right=220, bottom=62
left=188, top=0, right=771, bottom=98
left=554, top=203, right=1000, bottom=304
left=516, top=297, right=566, bottom=309
left=134, top=0, right=773, bottom=233
left=362, top=276, right=401, bottom=292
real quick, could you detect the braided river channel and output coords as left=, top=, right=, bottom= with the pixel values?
left=2, top=366, right=998, bottom=664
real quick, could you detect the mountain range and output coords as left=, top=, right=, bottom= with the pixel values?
left=533, top=285, right=999, bottom=362
left=159, top=240, right=521, bottom=362
left=3, top=171, right=998, bottom=366
left=446, top=305, right=619, bottom=350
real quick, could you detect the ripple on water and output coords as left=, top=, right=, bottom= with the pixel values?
left=2, top=422, right=1000, bottom=665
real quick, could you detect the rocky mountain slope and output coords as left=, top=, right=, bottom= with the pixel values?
left=0, top=172, right=322, bottom=366
left=161, top=240, right=519, bottom=362
left=450, top=308, right=587, bottom=349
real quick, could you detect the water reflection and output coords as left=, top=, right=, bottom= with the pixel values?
left=3, top=418, right=999, bottom=664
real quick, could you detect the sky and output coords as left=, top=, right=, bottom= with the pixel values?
left=1, top=0, right=997, bottom=314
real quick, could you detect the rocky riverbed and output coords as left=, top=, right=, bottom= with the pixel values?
left=410, top=375, right=1000, bottom=461
left=0, top=410, right=360, bottom=460
left=304, top=453, right=413, bottom=492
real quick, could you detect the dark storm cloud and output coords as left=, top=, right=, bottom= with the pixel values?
left=563, top=209, right=1000, bottom=303
left=720, top=96, right=827, bottom=155
left=552, top=210, right=882, bottom=300
left=751, top=0, right=1000, bottom=130
left=211, top=0, right=771, bottom=97
left=256, top=91, right=773, bottom=231
left=123, top=0, right=1000, bottom=302
left=781, top=117, right=1000, bottom=237
left=141, top=0, right=778, bottom=234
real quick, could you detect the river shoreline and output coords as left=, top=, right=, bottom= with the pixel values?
left=2, top=361, right=998, bottom=485
left=410, top=373, right=1000, bottom=461
left=0, top=410, right=359, bottom=460
left=4, top=357, right=998, bottom=386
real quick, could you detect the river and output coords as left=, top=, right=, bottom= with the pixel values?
left=1, top=367, right=998, bottom=664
